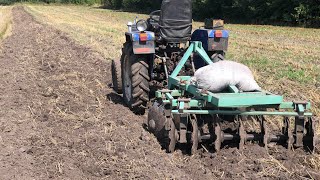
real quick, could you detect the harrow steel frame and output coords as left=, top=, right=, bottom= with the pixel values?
left=150, top=41, right=316, bottom=153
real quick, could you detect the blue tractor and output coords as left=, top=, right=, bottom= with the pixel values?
left=111, top=0, right=316, bottom=154
left=111, top=0, right=229, bottom=114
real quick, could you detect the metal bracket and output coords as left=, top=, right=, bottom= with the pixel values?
left=293, top=101, right=307, bottom=117
left=177, top=98, right=191, bottom=113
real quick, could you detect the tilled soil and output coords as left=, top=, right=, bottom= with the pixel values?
left=0, top=6, right=319, bottom=180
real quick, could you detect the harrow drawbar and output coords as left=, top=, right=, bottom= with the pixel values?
left=147, top=41, right=317, bottom=154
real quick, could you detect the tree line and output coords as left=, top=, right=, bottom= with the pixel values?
left=0, top=0, right=101, bottom=5
left=104, top=0, right=320, bottom=28
left=1, top=0, right=319, bottom=27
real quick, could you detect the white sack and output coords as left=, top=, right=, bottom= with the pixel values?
left=192, top=60, right=261, bottom=92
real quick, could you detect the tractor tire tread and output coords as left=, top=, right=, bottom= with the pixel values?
left=132, top=89, right=143, bottom=99
left=130, top=55, right=150, bottom=114
left=131, top=100, right=143, bottom=107
left=121, top=42, right=150, bottom=114
left=111, top=59, right=122, bottom=94
left=132, top=79, right=142, bottom=88
left=139, top=83, right=150, bottom=92
left=139, top=71, right=151, bottom=81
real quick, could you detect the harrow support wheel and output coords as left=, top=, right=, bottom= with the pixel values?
left=121, top=42, right=150, bottom=114
left=111, top=59, right=122, bottom=94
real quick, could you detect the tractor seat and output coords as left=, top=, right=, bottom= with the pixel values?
left=159, top=0, right=192, bottom=43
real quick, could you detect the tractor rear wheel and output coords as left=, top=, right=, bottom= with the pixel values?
left=111, top=59, right=122, bottom=94
left=121, top=43, right=150, bottom=114
left=209, top=51, right=225, bottom=62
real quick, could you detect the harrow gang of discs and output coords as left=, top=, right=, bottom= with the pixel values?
left=148, top=102, right=318, bottom=153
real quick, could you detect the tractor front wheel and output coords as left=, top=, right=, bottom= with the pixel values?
left=122, top=44, right=150, bottom=114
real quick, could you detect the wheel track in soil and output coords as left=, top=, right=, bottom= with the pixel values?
left=0, top=6, right=319, bottom=180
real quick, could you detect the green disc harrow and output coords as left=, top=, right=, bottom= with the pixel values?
left=147, top=41, right=317, bottom=154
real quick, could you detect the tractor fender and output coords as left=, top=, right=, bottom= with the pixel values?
left=125, top=31, right=155, bottom=55
left=191, top=29, right=229, bottom=52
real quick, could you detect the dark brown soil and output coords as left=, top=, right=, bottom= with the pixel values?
left=0, top=6, right=319, bottom=180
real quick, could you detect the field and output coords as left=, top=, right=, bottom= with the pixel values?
left=25, top=5, right=320, bottom=116
left=0, top=4, right=319, bottom=179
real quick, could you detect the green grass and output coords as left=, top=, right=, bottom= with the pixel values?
left=25, top=4, right=320, bottom=116
left=0, top=6, right=12, bottom=40
left=25, top=4, right=149, bottom=59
